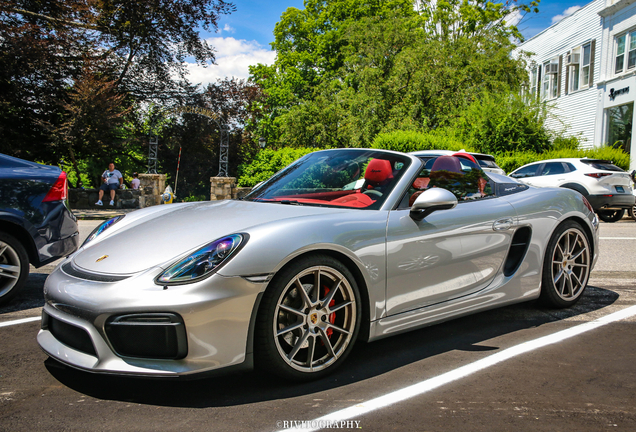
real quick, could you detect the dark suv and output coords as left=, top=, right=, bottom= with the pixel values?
left=0, top=153, right=79, bottom=305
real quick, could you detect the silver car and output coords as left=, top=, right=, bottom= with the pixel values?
left=38, top=148, right=599, bottom=381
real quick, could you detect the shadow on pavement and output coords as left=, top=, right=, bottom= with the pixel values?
left=45, top=284, right=618, bottom=408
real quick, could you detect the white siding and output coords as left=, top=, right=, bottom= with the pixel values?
left=514, top=0, right=603, bottom=148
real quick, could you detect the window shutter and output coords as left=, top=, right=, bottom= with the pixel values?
left=564, top=54, right=569, bottom=95
left=537, top=65, right=542, bottom=101
left=589, top=39, right=596, bottom=87
left=557, top=55, right=563, bottom=97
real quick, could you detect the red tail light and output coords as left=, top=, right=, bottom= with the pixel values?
left=42, top=171, right=68, bottom=202
left=581, top=195, right=594, bottom=213
left=584, top=173, right=612, bottom=178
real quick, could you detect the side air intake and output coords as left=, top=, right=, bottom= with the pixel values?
left=503, top=227, right=532, bottom=277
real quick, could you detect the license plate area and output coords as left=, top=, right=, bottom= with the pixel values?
left=616, top=186, right=625, bottom=193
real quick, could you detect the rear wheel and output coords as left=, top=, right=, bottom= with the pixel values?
left=597, top=209, right=624, bottom=223
left=255, top=254, right=361, bottom=381
left=629, top=205, right=636, bottom=221
left=540, top=221, right=591, bottom=308
left=0, top=232, right=29, bottom=306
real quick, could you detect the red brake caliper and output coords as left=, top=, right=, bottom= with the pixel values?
left=323, top=285, right=336, bottom=338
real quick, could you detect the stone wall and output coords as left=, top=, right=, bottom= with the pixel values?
left=138, top=173, right=166, bottom=208
left=209, top=177, right=251, bottom=200
left=68, top=188, right=141, bottom=209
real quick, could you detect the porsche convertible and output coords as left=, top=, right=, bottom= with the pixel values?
left=38, top=148, right=599, bottom=381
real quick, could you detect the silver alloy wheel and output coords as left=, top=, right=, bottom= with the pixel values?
left=551, top=228, right=590, bottom=301
left=273, top=265, right=357, bottom=373
left=0, top=241, right=22, bottom=297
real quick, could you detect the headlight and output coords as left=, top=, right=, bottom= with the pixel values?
left=155, top=234, right=247, bottom=285
left=83, top=216, right=124, bottom=246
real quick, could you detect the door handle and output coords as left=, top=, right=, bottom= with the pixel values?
left=493, top=217, right=514, bottom=231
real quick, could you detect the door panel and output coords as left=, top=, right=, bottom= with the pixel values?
left=386, top=198, right=516, bottom=316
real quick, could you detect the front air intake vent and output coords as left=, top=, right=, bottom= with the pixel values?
left=105, top=313, right=188, bottom=360
left=42, top=312, right=97, bottom=356
left=503, top=227, right=532, bottom=277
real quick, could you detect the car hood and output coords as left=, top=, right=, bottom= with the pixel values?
left=72, top=200, right=350, bottom=275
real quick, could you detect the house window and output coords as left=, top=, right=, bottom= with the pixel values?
left=542, top=60, right=558, bottom=100
left=569, top=43, right=591, bottom=92
left=607, top=102, right=633, bottom=154
left=615, top=30, right=636, bottom=74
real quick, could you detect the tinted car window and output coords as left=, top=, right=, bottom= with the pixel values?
left=510, top=164, right=541, bottom=178
left=580, top=160, right=624, bottom=172
left=541, top=162, right=567, bottom=176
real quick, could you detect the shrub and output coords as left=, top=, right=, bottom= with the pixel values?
left=452, top=92, right=552, bottom=155
left=237, top=147, right=321, bottom=187
left=371, top=129, right=470, bottom=153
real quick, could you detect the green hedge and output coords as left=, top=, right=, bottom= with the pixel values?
left=371, top=130, right=471, bottom=153
left=237, top=147, right=321, bottom=187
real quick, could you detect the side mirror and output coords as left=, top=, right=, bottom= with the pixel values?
left=410, top=188, right=458, bottom=221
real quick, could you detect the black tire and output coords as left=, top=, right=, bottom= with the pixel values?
left=597, top=209, right=625, bottom=223
left=255, top=254, right=361, bottom=381
left=0, top=232, right=30, bottom=306
left=629, top=205, right=636, bottom=221
left=539, top=221, right=591, bottom=308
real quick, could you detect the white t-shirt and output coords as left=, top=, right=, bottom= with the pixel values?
left=103, top=169, right=123, bottom=185
left=131, top=178, right=140, bottom=189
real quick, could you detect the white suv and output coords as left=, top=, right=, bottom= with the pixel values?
left=509, top=158, right=635, bottom=222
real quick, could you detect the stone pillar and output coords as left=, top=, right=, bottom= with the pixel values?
left=210, top=177, right=236, bottom=201
left=139, top=173, right=166, bottom=208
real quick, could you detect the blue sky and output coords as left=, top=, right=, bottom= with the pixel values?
left=186, top=0, right=589, bottom=86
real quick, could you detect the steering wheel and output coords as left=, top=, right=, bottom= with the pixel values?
left=363, top=189, right=383, bottom=197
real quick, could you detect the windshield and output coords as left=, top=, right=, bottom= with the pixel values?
left=244, top=149, right=412, bottom=209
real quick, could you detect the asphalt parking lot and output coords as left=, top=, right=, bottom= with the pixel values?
left=1, top=219, right=635, bottom=431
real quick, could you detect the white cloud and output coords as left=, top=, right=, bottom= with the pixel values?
left=183, top=37, right=276, bottom=86
left=551, top=6, right=581, bottom=24
left=221, top=24, right=235, bottom=33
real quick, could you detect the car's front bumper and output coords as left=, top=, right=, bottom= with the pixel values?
left=587, top=193, right=635, bottom=211
left=38, top=263, right=263, bottom=377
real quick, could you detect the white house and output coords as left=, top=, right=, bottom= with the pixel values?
left=515, top=0, right=636, bottom=170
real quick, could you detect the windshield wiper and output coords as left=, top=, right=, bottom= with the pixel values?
left=279, top=200, right=301, bottom=205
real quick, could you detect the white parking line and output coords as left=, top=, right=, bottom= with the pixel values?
left=599, top=237, right=636, bottom=240
left=0, top=316, right=41, bottom=328
left=278, top=305, right=636, bottom=432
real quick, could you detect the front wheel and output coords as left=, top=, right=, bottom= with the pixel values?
left=629, top=205, right=636, bottom=221
left=597, top=209, right=624, bottom=223
left=539, top=221, right=591, bottom=308
left=255, top=254, right=361, bottom=381
left=0, top=232, right=29, bottom=306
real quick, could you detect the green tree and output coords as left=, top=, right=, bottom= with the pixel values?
left=250, top=0, right=539, bottom=148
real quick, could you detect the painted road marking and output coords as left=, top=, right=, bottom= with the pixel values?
left=0, top=316, right=40, bottom=328
left=599, top=237, right=636, bottom=240
left=278, top=305, right=636, bottom=432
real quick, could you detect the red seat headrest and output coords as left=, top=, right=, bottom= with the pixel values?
left=364, top=159, right=394, bottom=184
left=452, top=152, right=478, bottom=165
left=431, top=156, right=463, bottom=174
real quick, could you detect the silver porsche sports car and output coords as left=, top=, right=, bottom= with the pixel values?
left=38, top=149, right=599, bottom=381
